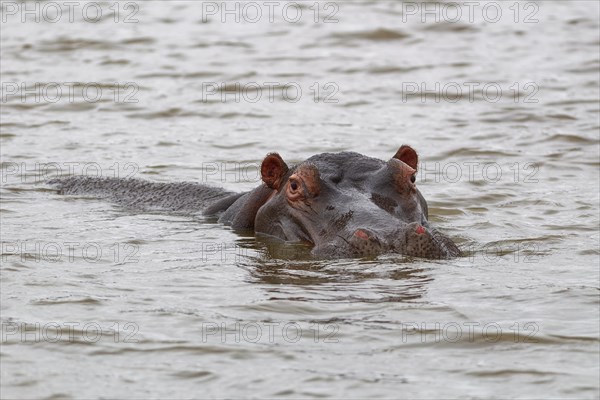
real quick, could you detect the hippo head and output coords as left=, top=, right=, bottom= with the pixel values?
left=254, top=146, right=461, bottom=259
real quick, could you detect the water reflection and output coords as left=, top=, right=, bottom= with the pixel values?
left=236, top=236, right=433, bottom=302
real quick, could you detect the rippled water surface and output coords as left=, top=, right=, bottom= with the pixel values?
left=1, top=1, right=599, bottom=398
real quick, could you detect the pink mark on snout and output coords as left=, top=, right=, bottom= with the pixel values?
left=354, top=229, right=369, bottom=240
left=415, top=225, right=426, bottom=235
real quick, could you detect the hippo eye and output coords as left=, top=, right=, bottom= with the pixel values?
left=286, top=177, right=303, bottom=201
left=410, top=174, right=416, bottom=183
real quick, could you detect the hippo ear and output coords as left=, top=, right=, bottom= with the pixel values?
left=393, top=145, right=418, bottom=171
left=261, top=153, right=289, bottom=190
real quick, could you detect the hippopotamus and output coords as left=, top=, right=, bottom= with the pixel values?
left=51, top=145, right=461, bottom=259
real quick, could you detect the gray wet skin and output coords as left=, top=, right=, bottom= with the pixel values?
left=52, top=145, right=461, bottom=259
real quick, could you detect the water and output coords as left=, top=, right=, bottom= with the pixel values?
left=1, top=1, right=599, bottom=398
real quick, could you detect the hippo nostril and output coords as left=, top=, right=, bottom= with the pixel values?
left=415, top=225, right=426, bottom=235
left=354, top=229, right=370, bottom=240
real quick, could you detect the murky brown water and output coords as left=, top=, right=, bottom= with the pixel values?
left=1, top=1, right=599, bottom=398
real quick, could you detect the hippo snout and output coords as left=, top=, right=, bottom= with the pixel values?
left=391, top=222, right=462, bottom=259
left=313, top=224, right=461, bottom=259
left=349, top=224, right=461, bottom=259
left=349, top=228, right=385, bottom=257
